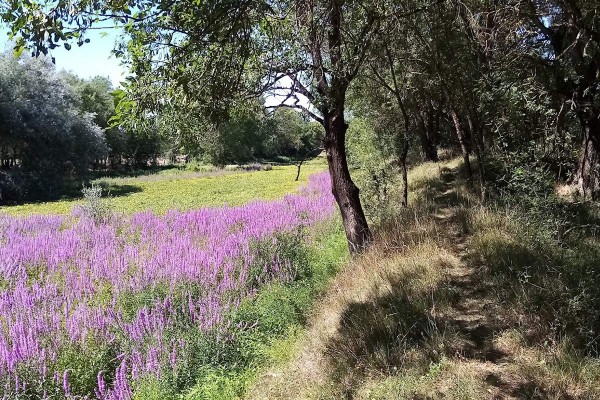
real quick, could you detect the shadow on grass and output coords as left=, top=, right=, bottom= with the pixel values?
left=89, top=165, right=178, bottom=179
left=321, top=160, right=600, bottom=398
left=0, top=183, right=143, bottom=208
left=325, top=273, right=443, bottom=398
left=96, top=183, right=143, bottom=198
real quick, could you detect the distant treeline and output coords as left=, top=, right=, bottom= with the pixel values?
left=0, top=53, right=322, bottom=202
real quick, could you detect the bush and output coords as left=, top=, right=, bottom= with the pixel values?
left=0, top=170, right=26, bottom=202
left=77, top=184, right=112, bottom=223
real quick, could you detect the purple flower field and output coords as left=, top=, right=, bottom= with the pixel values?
left=0, top=172, right=336, bottom=399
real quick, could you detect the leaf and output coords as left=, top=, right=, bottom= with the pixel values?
left=13, top=45, right=24, bottom=58
left=64, top=43, right=71, bottom=50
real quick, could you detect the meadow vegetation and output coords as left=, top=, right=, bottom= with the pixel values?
left=0, top=169, right=347, bottom=399
left=0, top=161, right=324, bottom=216
left=2, top=0, right=600, bottom=399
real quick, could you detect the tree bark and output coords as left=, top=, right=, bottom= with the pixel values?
left=399, top=139, right=409, bottom=207
left=397, top=103, right=410, bottom=208
left=574, top=113, right=600, bottom=199
left=450, top=108, right=473, bottom=179
left=467, top=113, right=486, bottom=199
left=324, top=111, right=372, bottom=254
left=299, top=0, right=374, bottom=254
left=418, top=112, right=438, bottom=162
left=295, top=159, right=304, bottom=181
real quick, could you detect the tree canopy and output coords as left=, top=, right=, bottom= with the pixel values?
left=0, top=54, right=107, bottom=200
left=3, top=0, right=600, bottom=251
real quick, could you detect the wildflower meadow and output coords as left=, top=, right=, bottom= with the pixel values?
left=0, top=172, right=336, bottom=399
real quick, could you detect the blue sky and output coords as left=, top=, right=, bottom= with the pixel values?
left=1, top=26, right=127, bottom=87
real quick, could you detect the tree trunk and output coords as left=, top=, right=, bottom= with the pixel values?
left=399, top=139, right=409, bottom=207
left=324, top=112, right=372, bottom=254
left=574, top=114, right=600, bottom=199
left=398, top=106, right=410, bottom=208
left=467, top=113, right=486, bottom=199
left=418, top=112, right=438, bottom=162
left=425, top=102, right=439, bottom=161
left=295, top=159, right=304, bottom=181
left=450, top=108, right=473, bottom=179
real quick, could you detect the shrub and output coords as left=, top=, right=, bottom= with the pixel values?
left=78, top=183, right=112, bottom=223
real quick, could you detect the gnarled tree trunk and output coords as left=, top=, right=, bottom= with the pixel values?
left=324, top=111, right=372, bottom=254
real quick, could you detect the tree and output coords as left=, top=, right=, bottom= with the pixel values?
left=517, top=0, right=600, bottom=199
left=3, top=0, right=416, bottom=252
left=0, top=53, right=107, bottom=201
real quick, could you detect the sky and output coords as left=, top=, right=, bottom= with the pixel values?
left=1, top=26, right=127, bottom=87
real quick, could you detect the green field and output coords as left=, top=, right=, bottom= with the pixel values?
left=1, top=162, right=326, bottom=216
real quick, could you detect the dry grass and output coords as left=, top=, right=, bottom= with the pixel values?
left=354, top=357, right=490, bottom=400
left=246, top=240, right=458, bottom=400
left=246, top=159, right=463, bottom=399
left=246, top=157, right=600, bottom=400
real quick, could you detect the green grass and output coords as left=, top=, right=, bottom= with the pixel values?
left=0, top=162, right=325, bottom=216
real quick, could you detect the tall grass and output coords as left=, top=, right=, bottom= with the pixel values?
left=247, top=157, right=600, bottom=399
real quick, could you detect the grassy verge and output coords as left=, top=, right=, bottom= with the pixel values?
left=1, top=161, right=325, bottom=216
left=246, top=158, right=600, bottom=399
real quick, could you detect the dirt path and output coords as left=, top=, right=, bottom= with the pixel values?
left=248, top=164, right=574, bottom=400
left=431, top=167, right=544, bottom=399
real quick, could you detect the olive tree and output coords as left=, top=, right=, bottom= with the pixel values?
left=0, top=53, right=107, bottom=201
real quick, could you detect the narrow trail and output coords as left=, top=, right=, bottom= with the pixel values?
left=432, top=167, right=541, bottom=399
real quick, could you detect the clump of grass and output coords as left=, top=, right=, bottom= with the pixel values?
left=354, top=357, right=488, bottom=400
left=493, top=330, right=600, bottom=398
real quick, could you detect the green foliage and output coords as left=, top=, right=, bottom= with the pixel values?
left=152, top=96, right=321, bottom=166
left=0, top=53, right=108, bottom=202
left=346, top=117, right=396, bottom=223
left=184, top=368, right=252, bottom=400
left=267, top=109, right=323, bottom=157
left=64, top=74, right=115, bottom=129
left=53, top=341, right=120, bottom=397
